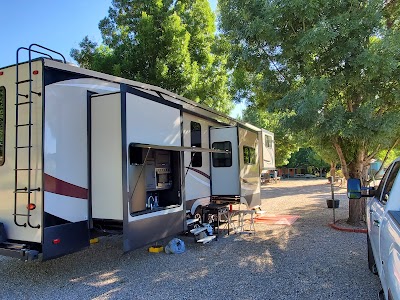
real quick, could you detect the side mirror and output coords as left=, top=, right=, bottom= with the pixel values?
left=347, top=178, right=362, bottom=199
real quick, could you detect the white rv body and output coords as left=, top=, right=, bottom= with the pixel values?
left=0, top=45, right=274, bottom=260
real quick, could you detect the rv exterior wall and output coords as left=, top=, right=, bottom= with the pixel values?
left=91, top=93, right=123, bottom=220
left=260, top=129, right=275, bottom=171
left=239, top=127, right=261, bottom=208
left=182, top=112, right=219, bottom=213
left=0, top=61, right=43, bottom=243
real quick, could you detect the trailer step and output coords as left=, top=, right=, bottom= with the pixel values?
left=186, top=218, right=199, bottom=226
left=197, top=235, right=216, bottom=244
left=190, top=226, right=207, bottom=235
left=0, top=243, right=39, bottom=261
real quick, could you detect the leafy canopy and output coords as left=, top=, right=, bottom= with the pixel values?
left=219, top=0, right=400, bottom=178
left=71, top=0, right=233, bottom=114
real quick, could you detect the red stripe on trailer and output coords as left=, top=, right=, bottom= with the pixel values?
left=185, top=167, right=210, bottom=179
left=44, top=173, right=88, bottom=199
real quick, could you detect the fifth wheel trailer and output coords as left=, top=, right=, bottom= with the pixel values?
left=0, top=44, right=275, bottom=260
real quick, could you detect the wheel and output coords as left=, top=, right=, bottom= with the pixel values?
left=367, top=234, right=378, bottom=275
left=192, top=206, right=203, bottom=224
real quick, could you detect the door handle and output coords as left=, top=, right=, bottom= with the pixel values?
left=373, top=220, right=380, bottom=227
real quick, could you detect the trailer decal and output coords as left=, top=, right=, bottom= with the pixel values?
left=185, top=167, right=210, bottom=179
left=44, top=173, right=88, bottom=199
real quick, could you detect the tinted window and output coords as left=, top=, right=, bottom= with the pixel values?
left=243, top=146, right=256, bottom=164
left=190, top=121, right=202, bottom=167
left=379, top=162, right=400, bottom=204
left=212, top=141, right=232, bottom=167
left=0, top=87, right=5, bottom=166
left=265, top=135, right=273, bottom=148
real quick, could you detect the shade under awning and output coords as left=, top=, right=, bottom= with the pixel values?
left=130, top=143, right=230, bottom=153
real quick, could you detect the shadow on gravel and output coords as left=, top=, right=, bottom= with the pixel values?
left=0, top=179, right=381, bottom=300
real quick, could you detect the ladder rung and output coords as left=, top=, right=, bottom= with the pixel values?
left=16, top=79, right=32, bottom=84
left=16, top=101, right=33, bottom=106
left=29, top=188, right=41, bottom=192
left=13, top=213, right=32, bottom=217
left=15, top=146, right=32, bottom=149
left=15, top=168, right=32, bottom=171
left=18, top=93, right=28, bottom=98
left=15, top=187, right=27, bottom=191
left=31, top=91, right=41, bottom=96
left=15, top=123, right=33, bottom=127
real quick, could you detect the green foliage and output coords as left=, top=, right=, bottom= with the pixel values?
left=71, top=0, right=233, bottom=114
left=287, top=148, right=330, bottom=170
left=219, top=0, right=400, bottom=175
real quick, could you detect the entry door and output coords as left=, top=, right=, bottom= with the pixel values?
left=210, top=126, right=240, bottom=196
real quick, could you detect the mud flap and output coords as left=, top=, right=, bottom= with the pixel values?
left=0, top=223, right=6, bottom=243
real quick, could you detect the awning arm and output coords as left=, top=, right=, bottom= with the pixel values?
left=131, top=143, right=230, bottom=153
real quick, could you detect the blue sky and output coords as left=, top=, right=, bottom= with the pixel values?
left=0, top=0, right=244, bottom=117
left=1, top=0, right=217, bottom=67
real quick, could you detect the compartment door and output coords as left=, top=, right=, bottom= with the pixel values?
left=210, top=126, right=240, bottom=196
left=122, top=87, right=184, bottom=252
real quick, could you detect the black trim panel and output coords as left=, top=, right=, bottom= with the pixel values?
left=121, top=84, right=181, bottom=110
left=44, top=67, right=90, bottom=86
left=123, top=210, right=184, bottom=251
left=43, top=221, right=89, bottom=260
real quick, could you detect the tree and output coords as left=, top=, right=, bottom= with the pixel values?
left=71, top=0, right=233, bottom=114
left=219, top=0, right=400, bottom=224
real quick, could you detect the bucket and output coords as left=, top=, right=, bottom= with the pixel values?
left=326, top=199, right=339, bottom=208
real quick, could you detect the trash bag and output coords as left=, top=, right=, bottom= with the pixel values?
left=164, top=238, right=186, bottom=254
left=204, top=223, right=213, bottom=236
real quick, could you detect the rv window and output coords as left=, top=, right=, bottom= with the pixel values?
left=265, top=135, right=273, bottom=148
left=212, top=141, right=232, bottom=167
left=243, top=146, right=256, bottom=165
left=0, top=87, right=5, bottom=166
left=190, top=121, right=202, bottom=167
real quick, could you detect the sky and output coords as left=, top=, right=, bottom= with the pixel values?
left=0, top=0, right=245, bottom=117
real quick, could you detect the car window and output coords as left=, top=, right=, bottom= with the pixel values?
left=378, top=162, right=400, bottom=204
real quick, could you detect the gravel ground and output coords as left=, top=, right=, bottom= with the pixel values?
left=0, top=179, right=381, bottom=300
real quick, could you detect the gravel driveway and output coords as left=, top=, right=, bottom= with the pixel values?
left=0, top=179, right=381, bottom=300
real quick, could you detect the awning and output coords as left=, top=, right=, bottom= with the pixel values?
left=130, top=143, right=230, bottom=153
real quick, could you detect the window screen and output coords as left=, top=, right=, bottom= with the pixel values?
left=212, top=141, right=232, bottom=167
left=243, top=146, right=256, bottom=164
left=0, top=87, right=5, bottom=166
left=190, top=121, right=202, bottom=167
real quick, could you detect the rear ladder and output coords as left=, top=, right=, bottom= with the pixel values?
left=13, top=44, right=66, bottom=228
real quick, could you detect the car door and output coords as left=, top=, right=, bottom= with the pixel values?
left=369, top=162, right=400, bottom=274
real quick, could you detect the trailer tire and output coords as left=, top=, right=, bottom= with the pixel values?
left=192, top=206, right=203, bottom=224
left=367, top=234, right=378, bottom=275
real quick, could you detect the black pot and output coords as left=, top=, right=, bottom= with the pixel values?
left=326, top=199, right=339, bottom=208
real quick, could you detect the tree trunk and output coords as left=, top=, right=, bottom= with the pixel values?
left=347, top=159, right=366, bottom=224
left=333, top=139, right=367, bottom=225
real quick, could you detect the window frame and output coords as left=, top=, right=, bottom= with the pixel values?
left=212, top=141, right=232, bottom=167
left=243, top=146, right=256, bottom=165
left=190, top=121, right=202, bottom=167
left=265, top=135, right=273, bottom=148
left=0, top=86, right=5, bottom=166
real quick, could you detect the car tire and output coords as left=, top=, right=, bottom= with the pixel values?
left=367, top=234, right=378, bottom=275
